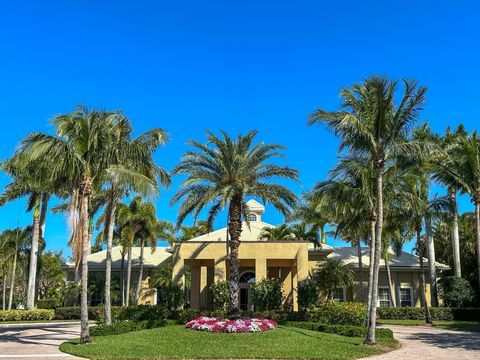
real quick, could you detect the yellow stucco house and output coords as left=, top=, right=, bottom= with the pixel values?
left=66, top=199, right=449, bottom=310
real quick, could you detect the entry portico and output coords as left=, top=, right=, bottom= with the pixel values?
left=171, top=200, right=309, bottom=311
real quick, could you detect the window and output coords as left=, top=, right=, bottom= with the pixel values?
left=332, top=287, right=346, bottom=302
left=378, top=287, right=390, bottom=307
left=239, top=271, right=256, bottom=284
left=399, top=287, right=413, bottom=307
left=247, top=214, right=257, bottom=222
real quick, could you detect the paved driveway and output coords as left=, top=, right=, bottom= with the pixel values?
left=0, top=322, right=83, bottom=360
left=362, top=324, right=480, bottom=360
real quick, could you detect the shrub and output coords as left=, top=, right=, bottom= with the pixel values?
left=162, top=285, right=184, bottom=310
left=377, top=306, right=480, bottom=321
left=297, top=279, right=318, bottom=310
left=287, top=322, right=393, bottom=339
left=122, top=305, right=168, bottom=321
left=0, top=309, right=54, bottom=322
left=54, top=307, right=98, bottom=320
left=37, top=299, right=62, bottom=309
left=441, top=276, right=474, bottom=308
left=308, top=301, right=366, bottom=326
left=90, top=320, right=166, bottom=336
left=251, top=278, right=283, bottom=311
left=209, top=281, right=230, bottom=311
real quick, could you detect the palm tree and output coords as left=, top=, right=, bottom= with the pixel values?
left=0, top=158, right=55, bottom=310
left=313, top=258, right=354, bottom=299
left=414, top=235, right=433, bottom=324
left=100, top=120, right=170, bottom=324
left=433, top=125, right=468, bottom=278
left=258, top=224, right=292, bottom=241
left=171, top=130, right=298, bottom=313
left=17, top=106, right=126, bottom=343
left=289, top=223, right=320, bottom=245
left=308, top=76, right=427, bottom=344
left=180, top=221, right=213, bottom=240
left=446, top=131, right=480, bottom=291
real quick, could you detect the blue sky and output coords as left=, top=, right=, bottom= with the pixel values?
left=0, top=1, right=478, bottom=258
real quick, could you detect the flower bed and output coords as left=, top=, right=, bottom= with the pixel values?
left=186, top=317, right=277, bottom=333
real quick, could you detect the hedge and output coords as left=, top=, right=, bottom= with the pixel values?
left=308, top=302, right=366, bottom=326
left=287, top=322, right=394, bottom=339
left=0, top=309, right=54, bottom=322
left=54, top=305, right=169, bottom=323
left=90, top=320, right=167, bottom=336
left=377, top=307, right=480, bottom=321
left=37, top=299, right=62, bottom=309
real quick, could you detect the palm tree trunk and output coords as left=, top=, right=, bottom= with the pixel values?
left=126, top=247, right=132, bottom=306
left=357, top=241, right=364, bottom=302
left=134, top=239, right=145, bottom=305
left=450, top=189, right=461, bottom=277
left=2, top=269, right=7, bottom=310
left=418, top=231, right=432, bottom=324
left=475, top=198, right=480, bottom=292
left=424, top=214, right=438, bottom=307
left=384, top=251, right=396, bottom=307
left=104, top=190, right=118, bottom=325
left=227, top=195, right=243, bottom=314
left=8, top=241, right=18, bottom=310
left=365, top=165, right=383, bottom=345
left=26, top=196, right=41, bottom=310
left=39, top=193, right=50, bottom=239
left=320, top=225, right=326, bottom=245
left=79, top=181, right=92, bottom=344
left=120, top=248, right=125, bottom=306
left=366, top=217, right=375, bottom=326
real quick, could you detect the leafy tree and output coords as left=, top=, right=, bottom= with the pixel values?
left=38, top=251, right=66, bottom=300
left=309, top=76, right=427, bottom=344
left=209, top=281, right=230, bottom=311
left=171, top=130, right=298, bottom=313
left=297, top=279, right=318, bottom=309
left=440, top=276, right=474, bottom=307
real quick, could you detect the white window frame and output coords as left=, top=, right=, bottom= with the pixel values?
left=397, top=286, right=414, bottom=307
left=247, top=214, right=257, bottom=222
left=332, top=287, right=346, bottom=302
left=377, top=286, right=391, bottom=307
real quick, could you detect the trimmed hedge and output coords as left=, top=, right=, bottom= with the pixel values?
left=54, top=305, right=169, bottom=323
left=90, top=320, right=167, bottom=336
left=309, top=302, right=366, bottom=326
left=377, top=307, right=480, bottom=321
left=54, top=307, right=99, bottom=320
left=0, top=309, right=54, bottom=322
left=287, top=321, right=394, bottom=339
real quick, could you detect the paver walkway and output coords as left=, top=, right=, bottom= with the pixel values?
left=0, top=322, right=83, bottom=360
left=362, top=324, right=480, bottom=360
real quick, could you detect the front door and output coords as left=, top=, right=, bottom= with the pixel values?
left=239, top=286, right=253, bottom=311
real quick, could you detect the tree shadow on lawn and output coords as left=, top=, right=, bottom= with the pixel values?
left=279, top=326, right=367, bottom=346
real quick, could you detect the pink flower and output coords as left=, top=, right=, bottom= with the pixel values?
left=185, top=317, right=276, bottom=333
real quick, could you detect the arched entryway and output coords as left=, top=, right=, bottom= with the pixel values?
left=239, top=271, right=255, bottom=311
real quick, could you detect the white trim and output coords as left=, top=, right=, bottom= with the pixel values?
left=332, top=287, right=346, bottom=302
left=397, top=286, right=414, bottom=307
left=377, top=286, right=391, bottom=307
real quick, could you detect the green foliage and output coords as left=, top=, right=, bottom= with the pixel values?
left=251, top=278, right=284, bottom=311
left=38, top=251, right=66, bottom=301
left=160, top=285, right=185, bottom=310
left=54, top=307, right=99, bottom=320
left=90, top=320, right=166, bottom=336
left=287, top=322, right=394, bottom=339
left=37, top=299, right=62, bottom=309
left=122, top=305, right=168, bottom=321
left=309, top=301, right=366, bottom=326
left=441, top=276, right=474, bottom=307
left=297, top=279, right=318, bottom=309
left=312, top=259, right=354, bottom=296
left=0, top=309, right=54, bottom=321
left=209, top=281, right=230, bottom=311
left=377, top=306, right=480, bottom=321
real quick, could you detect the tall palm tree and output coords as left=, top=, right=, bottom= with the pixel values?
left=308, top=76, right=427, bottom=344
left=17, top=106, right=127, bottom=343
left=100, top=120, right=170, bottom=324
left=258, top=224, right=292, bottom=241
left=289, top=223, right=320, bottom=245
left=180, top=221, right=213, bottom=240
left=446, top=131, right=480, bottom=290
left=433, top=125, right=468, bottom=277
left=414, top=235, right=433, bottom=324
left=0, top=158, right=55, bottom=310
left=171, top=130, right=298, bottom=313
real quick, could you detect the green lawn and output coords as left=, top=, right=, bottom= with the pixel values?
left=377, top=319, right=480, bottom=332
left=60, top=325, right=398, bottom=360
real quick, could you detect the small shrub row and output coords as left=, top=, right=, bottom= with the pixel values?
left=53, top=307, right=99, bottom=320
left=308, top=302, right=366, bottom=326
left=287, top=322, right=394, bottom=339
left=0, top=309, right=54, bottom=322
left=90, top=320, right=166, bottom=336
left=37, top=299, right=63, bottom=309
left=377, top=307, right=480, bottom=321
left=54, top=305, right=169, bottom=322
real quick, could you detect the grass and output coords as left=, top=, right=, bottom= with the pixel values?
left=377, top=319, right=480, bottom=332
left=60, top=324, right=398, bottom=360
